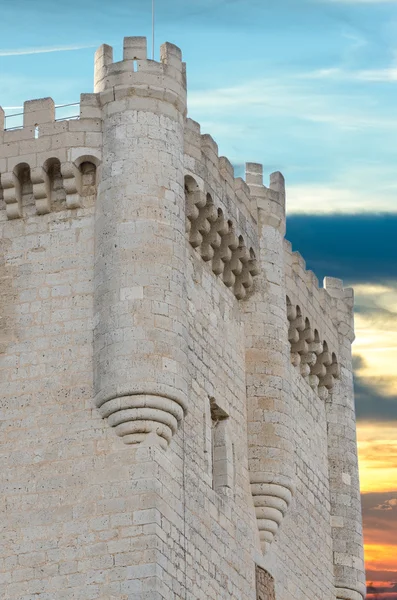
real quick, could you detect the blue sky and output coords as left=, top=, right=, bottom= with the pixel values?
left=1, top=0, right=397, bottom=212
left=1, top=0, right=397, bottom=591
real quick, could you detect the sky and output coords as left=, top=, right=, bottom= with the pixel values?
left=0, top=0, right=396, bottom=596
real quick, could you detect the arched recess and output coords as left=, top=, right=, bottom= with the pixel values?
left=184, top=174, right=200, bottom=194
left=256, top=565, right=276, bottom=600
left=15, top=163, right=34, bottom=213
left=74, top=154, right=100, bottom=207
left=185, top=174, right=202, bottom=238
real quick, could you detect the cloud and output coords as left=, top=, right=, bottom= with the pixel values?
left=299, top=66, right=397, bottom=82
left=373, top=498, right=397, bottom=510
left=0, top=44, right=96, bottom=57
left=367, top=570, right=397, bottom=582
left=286, top=213, right=397, bottom=284
left=354, top=363, right=397, bottom=422
left=287, top=184, right=397, bottom=214
left=188, top=76, right=397, bottom=132
left=358, top=423, right=397, bottom=492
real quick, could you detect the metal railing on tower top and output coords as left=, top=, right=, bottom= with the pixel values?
left=3, top=102, right=80, bottom=131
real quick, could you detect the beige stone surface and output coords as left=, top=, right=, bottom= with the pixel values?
left=0, top=36, right=365, bottom=599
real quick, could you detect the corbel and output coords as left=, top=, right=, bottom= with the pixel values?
left=60, top=162, right=82, bottom=209
left=2, top=171, right=22, bottom=219
left=31, top=166, right=51, bottom=215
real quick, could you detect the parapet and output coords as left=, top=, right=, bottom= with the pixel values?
left=183, top=119, right=269, bottom=299
left=184, top=119, right=261, bottom=247
left=0, top=94, right=102, bottom=220
left=94, top=36, right=186, bottom=113
left=284, top=239, right=355, bottom=398
left=246, top=163, right=286, bottom=234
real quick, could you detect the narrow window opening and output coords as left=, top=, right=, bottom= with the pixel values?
left=209, top=398, right=233, bottom=495
left=133, top=59, right=138, bottom=71
left=34, top=125, right=39, bottom=139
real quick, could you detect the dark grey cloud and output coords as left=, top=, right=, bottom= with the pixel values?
left=366, top=587, right=397, bottom=599
left=286, top=213, right=397, bottom=285
left=353, top=357, right=397, bottom=422
left=367, top=570, right=397, bottom=584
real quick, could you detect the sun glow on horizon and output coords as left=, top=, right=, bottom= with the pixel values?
left=358, top=424, right=397, bottom=493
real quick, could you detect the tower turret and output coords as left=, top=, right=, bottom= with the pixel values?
left=93, top=37, right=189, bottom=448
left=324, top=278, right=366, bottom=600
left=243, top=164, right=295, bottom=553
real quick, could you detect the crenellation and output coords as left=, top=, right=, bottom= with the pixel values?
left=79, top=93, right=102, bottom=120
left=123, top=36, right=148, bottom=61
left=234, top=177, right=253, bottom=217
left=0, top=95, right=102, bottom=221
left=23, top=97, right=55, bottom=128
left=218, top=156, right=234, bottom=182
left=201, top=133, right=219, bottom=163
left=0, top=34, right=365, bottom=600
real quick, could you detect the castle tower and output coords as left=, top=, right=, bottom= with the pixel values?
left=324, top=278, right=366, bottom=600
left=243, top=165, right=295, bottom=553
left=93, top=37, right=189, bottom=448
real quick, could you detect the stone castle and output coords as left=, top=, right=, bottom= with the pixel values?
left=0, top=36, right=366, bottom=599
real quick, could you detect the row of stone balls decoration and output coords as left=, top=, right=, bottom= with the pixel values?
left=185, top=176, right=260, bottom=300
left=287, top=297, right=340, bottom=399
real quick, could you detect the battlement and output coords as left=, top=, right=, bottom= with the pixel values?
left=0, top=95, right=102, bottom=220
left=94, top=36, right=186, bottom=110
left=283, top=238, right=354, bottom=399
left=284, top=239, right=353, bottom=330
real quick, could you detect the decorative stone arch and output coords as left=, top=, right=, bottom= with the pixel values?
left=15, top=162, right=34, bottom=215
left=74, top=154, right=100, bottom=204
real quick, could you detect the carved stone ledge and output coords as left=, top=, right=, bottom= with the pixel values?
left=96, top=393, right=186, bottom=449
left=336, top=587, right=366, bottom=600
left=250, top=476, right=294, bottom=553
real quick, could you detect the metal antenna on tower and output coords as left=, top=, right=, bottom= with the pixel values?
left=152, top=0, right=155, bottom=60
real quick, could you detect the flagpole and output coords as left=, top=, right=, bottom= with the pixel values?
left=152, top=0, right=155, bottom=60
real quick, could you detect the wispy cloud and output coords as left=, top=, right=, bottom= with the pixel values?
left=286, top=184, right=395, bottom=213
left=188, top=76, right=397, bottom=131
left=300, top=66, right=397, bottom=82
left=0, top=44, right=96, bottom=57
left=323, top=0, right=397, bottom=3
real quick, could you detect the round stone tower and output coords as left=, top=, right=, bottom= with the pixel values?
left=93, top=37, right=188, bottom=449
left=244, top=165, right=295, bottom=553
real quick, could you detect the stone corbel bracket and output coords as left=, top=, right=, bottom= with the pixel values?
left=61, top=162, right=82, bottom=209
left=31, top=166, right=51, bottom=215
left=2, top=171, right=22, bottom=220
left=96, top=393, right=187, bottom=450
left=250, top=474, right=295, bottom=552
